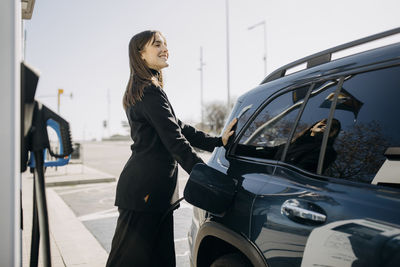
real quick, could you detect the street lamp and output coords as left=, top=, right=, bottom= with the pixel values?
left=248, top=20, right=267, bottom=75
left=225, top=0, right=231, bottom=109
left=57, top=88, right=64, bottom=113
left=198, top=47, right=205, bottom=126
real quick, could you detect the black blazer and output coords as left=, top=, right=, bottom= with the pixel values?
left=115, top=84, right=223, bottom=212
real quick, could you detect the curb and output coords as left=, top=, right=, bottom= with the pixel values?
left=22, top=164, right=112, bottom=266
left=46, top=188, right=109, bottom=266
left=23, top=164, right=117, bottom=187
left=45, top=177, right=115, bottom=187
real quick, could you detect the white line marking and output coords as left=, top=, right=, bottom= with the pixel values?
left=57, top=183, right=114, bottom=195
left=78, top=208, right=118, bottom=221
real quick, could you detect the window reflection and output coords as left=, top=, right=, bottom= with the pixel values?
left=286, top=81, right=338, bottom=172
left=285, top=118, right=341, bottom=173
left=234, top=65, right=400, bottom=185
left=236, top=86, right=309, bottom=160
left=323, top=66, right=400, bottom=182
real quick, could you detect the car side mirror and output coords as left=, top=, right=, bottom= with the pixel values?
left=184, top=163, right=236, bottom=216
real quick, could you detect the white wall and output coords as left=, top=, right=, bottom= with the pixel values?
left=0, top=0, right=21, bottom=266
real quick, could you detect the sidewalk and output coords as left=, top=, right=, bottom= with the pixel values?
left=22, top=164, right=115, bottom=266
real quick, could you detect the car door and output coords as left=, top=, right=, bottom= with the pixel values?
left=214, top=81, right=319, bottom=261
left=229, top=65, right=400, bottom=266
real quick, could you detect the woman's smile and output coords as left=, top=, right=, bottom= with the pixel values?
left=140, top=32, right=169, bottom=70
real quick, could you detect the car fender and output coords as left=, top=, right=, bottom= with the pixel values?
left=193, top=220, right=268, bottom=267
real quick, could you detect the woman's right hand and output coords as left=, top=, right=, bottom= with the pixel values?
left=222, top=118, right=238, bottom=146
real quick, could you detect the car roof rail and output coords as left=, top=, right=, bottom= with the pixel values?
left=261, top=27, right=400, bottom=84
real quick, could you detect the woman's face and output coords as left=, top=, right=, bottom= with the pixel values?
left=140, top=32, right=169, bottom=71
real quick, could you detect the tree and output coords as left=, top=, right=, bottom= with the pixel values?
left=324, top=120, right=389, bottom=182
left=203, top=101, right=229, bottom=134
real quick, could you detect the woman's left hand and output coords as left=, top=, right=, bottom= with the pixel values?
left=222, top=118, right=238, bottom=146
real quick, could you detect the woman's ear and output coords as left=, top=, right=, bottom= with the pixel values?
left=138, top=49, right=144, bottom=60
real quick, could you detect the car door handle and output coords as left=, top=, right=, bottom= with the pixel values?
left=281, top=199, right=326, bottom=223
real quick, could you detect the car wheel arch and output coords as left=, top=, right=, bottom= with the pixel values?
left=193, top=221, right=268, bottom=267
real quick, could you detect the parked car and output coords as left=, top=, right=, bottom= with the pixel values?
left=184, top=27, right=400, bottom=267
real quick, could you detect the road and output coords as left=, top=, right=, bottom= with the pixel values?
left=53, top=141, right=211, bottom=267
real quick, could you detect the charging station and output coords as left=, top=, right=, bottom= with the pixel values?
left=1, top=1, right=74, bottom=266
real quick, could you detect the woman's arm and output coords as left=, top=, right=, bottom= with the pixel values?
left=177, top=119, right=222, bottom=152
left=141, top=86, right=203, bottom=174
left=177, top=118, right=237, bottom=151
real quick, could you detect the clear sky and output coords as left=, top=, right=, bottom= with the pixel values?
left=24, top=0, right=400, bottom=141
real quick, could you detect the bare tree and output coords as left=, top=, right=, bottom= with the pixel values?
left=203, top=101, right=229, bottom=134
left=324, top=120, right=389, bottom=182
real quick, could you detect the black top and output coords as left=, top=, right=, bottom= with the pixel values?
left=283, top=134, right=337, bottom=173
left=115, top=84, right=223, bottom=212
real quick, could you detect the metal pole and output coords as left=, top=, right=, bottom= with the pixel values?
left=57, top=88, right=63, bottom=114
left=199, top=47, right=205, bottom=125
left=263, top=21, right=267, bottom=75
left=225, top=0, right=231, bottom=109
left=107, top=89, right=110, bottom=137
left=57, top=93, right=60, bottom=113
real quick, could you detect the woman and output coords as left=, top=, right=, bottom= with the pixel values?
left=283, top=118, right=341, bottom=173
left=106, top=30, right=237, bottom=267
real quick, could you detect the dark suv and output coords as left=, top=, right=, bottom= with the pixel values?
left=185, top=28, right=400, bottom=267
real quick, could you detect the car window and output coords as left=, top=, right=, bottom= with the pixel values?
left=284, top=80, right=340, bottom=173
left=235, top=85, right=310, bottom=160
left=323, top=66, right=400, bottom=183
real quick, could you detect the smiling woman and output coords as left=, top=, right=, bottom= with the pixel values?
left=140, top=32, right=169, bottom=70
left=122, top=30, right=168, bottom=109
left=106, top=30, right=237, bottom=267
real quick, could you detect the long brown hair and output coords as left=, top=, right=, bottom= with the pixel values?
left=123, top=30, right=165, bottom=110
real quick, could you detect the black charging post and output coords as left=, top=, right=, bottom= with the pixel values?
left=21, top=62, right=73, bottom=267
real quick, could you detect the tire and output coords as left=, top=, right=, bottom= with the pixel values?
left=210, top=253, right=253, bottom=267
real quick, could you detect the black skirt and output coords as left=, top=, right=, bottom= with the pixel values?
left=106, top=209, right=175, bottom=267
